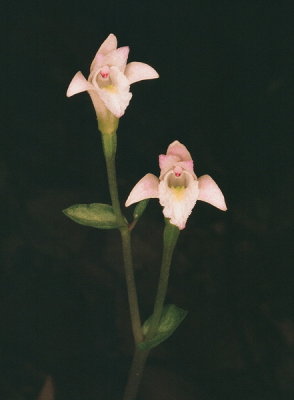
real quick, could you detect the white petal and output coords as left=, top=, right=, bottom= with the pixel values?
left=125, top=62, right=159, bottom=84
left=97, top=67, right=132, bottom=117
left=198, top=175, right=227, bottom=211
left=88, top=90, right=108, bottom=118
left=159, top=171, right=199, bottom=230
left=126, top=173, right=159, bottom=207
left=66, top=71, right=93, bottom=97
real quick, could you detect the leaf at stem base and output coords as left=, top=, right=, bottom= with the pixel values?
left=138, top=304, right=188, bottom=350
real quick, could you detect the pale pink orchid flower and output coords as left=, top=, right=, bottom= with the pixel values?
left=66, top=33, right=159, bottom=119
left=125, top=141, right=227, bottom=230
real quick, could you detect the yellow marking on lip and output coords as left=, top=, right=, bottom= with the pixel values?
left=170, top=186, right=185, bottom=200
left=104, top=84, right=117, bottom=93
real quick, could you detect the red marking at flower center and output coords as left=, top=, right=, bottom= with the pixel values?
left=174, top=166, right=183, bottom=177
left=100, top=71, right=109, bottom=78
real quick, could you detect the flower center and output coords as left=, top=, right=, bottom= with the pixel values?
left=167, top=167, right=188, bottom=188
left=99, top=66, right=110, bottom=80
left=94, top=66, right=115, bottom=90
left=174, top=166, right=182, bottom=177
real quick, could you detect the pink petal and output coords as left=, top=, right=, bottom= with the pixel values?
left=124, top=62, right=159, bottom=84
left=159, top=154, right=180, bottom=172
left=198, top=175, right=227, bottom=211
left=125, top=173, right=159, bottom=207
left=90, top=53, right=105, bottom=73
left=103, top=46, right=130, bottom=69
left=66, top=71, right=93, bottom=97
left=166, top=141, right=192, bottom=161
left=177, top=160, right=194, bottom=174
left=97, top=33, right=118, bottom=54
left=90, top=34, right=118, bottom=72
left=159, top=156, right=195, bottom=179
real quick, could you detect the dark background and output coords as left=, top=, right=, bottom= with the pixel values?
left=1, top=1, right=293, bottom=399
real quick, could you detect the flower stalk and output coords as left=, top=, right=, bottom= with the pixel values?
left=122, top=347, right=150, bottom=400
left=123, top=220, right=180, bottom=400
left=145, top=220, right=180, bottom=339
left=101, top=130, right=143, bottom=345
left=120, top=227, right=143, bottom=344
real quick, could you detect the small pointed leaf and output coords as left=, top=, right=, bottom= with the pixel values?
left=63, top=203, right=120, bottom=229
left=133, top=199, right=149, bottom=220
left=138, top=304, right=188, bottom=350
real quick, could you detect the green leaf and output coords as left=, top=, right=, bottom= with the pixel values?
left=138, top=304, right=188, bottom=350
left=133, top=199, right=149, bottom=220
left=63, top=203, right=120, bottom=229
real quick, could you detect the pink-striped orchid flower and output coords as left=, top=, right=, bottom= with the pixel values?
left=125, top=141, right=227, bottom=230
left=66, top=34, right=159, bottom=122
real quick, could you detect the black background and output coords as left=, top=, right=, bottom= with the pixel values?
left=1, top=1, right=293, bottom=399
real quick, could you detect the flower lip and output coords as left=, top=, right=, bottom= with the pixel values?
left=159, top=171, right=199, bottom=230
left=125, top=140, right=227, bottom=230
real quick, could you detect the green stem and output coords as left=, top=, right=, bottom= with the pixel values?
left=101, top=131, right=122, bottom=221
left=101, top=131, right=143, bottom=344
left=146, top=221, right=180, bottom=340
left=122, top=347, right=150, bottom=400
left=101, top=131, right=179, bottom=400
left=123, top=221, right=180, bottom=400
left=120, top=227, right=144, bottom=344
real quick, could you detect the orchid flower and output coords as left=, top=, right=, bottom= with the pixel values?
left=66, top=33, right=159, bottom=124
left=125, top=141, right=227, bottom=230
